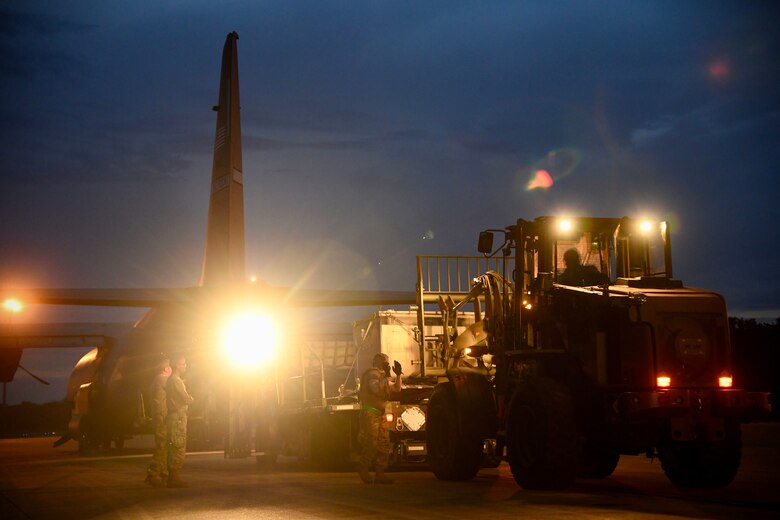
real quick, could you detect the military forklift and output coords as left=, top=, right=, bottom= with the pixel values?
left=421, top=216, right=771, bottom=489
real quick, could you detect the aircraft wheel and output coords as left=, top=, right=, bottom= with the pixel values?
left=506, top=377, right=580, bottom=490
left=426, top=382, right=483, bottom=481
left=659, top=423, right=741, bottom=488
left=77, top=433, right=100, bottom=455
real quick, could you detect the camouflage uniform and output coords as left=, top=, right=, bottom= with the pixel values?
left=358, top=367, right=393, bottom=472
left=166, top=373, right=193, bottom=475
left=146, top=372, right=170, bottom=480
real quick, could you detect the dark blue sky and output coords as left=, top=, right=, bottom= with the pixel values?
left=1, top=1, right=778, bottom=402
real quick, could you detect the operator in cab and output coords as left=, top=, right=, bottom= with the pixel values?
left=357, top=353, right=402, bottom=484
left=559, top=248, right=608, bottom=287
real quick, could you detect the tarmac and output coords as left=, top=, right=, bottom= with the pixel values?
left=1, top=422, right=779, bottom=519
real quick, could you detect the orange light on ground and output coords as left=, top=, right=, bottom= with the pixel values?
left=657, top=375, right=671, bottom=388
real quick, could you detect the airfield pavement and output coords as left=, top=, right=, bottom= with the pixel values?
left=1, top=422, right=779, bottom=520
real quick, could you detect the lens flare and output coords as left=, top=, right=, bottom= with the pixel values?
left=663, top=212, right=682, bottom=234
left=708, top=59, right=730, bottom=80
left=527, top=169, right=554, bottom=190
left=524, top=148, right=582, bottom=192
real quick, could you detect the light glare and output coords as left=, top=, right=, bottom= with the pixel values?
left=657, top=375, right=671, bottom=388
left=2, top=298, right=23, bottom=313
left=221, top=312, right=280, bottom=369
left=719, top=375, right=733, bottom=388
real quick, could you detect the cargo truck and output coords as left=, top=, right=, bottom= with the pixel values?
left=254, top=309, right=475, bottom=468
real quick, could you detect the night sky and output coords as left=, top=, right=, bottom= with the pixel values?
left=1, top=1, right=778, bottom=403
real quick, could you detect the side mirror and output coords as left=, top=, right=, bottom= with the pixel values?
left=478, top=231, right=494, bottom=254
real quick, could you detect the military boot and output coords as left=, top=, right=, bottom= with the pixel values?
left=144, top=474, right=164, bottom=487
left=374, top=469, right=394, bottom=484
left=357, top=466, right=373, bottom=484
left=166, top=471, right=189, bottom=488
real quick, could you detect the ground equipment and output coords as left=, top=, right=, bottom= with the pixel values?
left=422, top=216, right=772, bottom=489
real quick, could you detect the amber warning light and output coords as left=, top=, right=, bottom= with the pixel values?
left=656, top=375, right=671, bottom=388
left=719, top=375, right=733, bottom=388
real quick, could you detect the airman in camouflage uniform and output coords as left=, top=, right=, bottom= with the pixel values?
left=358, top=353, right=402, bottom=484
left=144, top=357, right=171, bottom=487
left=166, top=356, right=194, bottom=488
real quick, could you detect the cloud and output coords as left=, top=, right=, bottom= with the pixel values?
left=0, top=7, right=95, bottom=80
left=630, top=121, right=674, bottom=147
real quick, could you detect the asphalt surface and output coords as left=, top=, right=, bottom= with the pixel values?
left=1, top=423, right=779, bottom=519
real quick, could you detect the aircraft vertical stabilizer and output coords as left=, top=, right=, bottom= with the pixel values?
left=199, top=31, right=246, bottom=287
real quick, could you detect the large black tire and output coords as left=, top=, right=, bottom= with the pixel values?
left=659, top=424, right=742, bottom=488
left=451, top=372, right=499, bottom=438
left=578, top=442, right=620, bottom=478
left=426, top=382, right=484, bottom=481
left=506, top=377, right=580, bottom=490
left=75, top=415, right=102, bottom=455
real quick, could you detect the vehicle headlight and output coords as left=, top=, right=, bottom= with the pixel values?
left=400, top=406, right=426, bottom=432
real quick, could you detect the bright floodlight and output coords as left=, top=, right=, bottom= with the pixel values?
left=221, top=311, right=280, bottom=369
left=639, top=220, right=653, bottom=233
left=2, top=298, right=23, bottom=313
left=558, top=219, right=572, bottom=232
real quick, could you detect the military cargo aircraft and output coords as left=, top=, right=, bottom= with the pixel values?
left=0, top=32, right=414, bottom=453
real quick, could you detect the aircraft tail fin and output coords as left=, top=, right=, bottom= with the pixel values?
left=199, top=31, right=246, bottom=287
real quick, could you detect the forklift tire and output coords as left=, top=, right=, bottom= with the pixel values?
left=578, top=442, right=620, bottom=478
left=451, top=372, right=499, bottom=438
left=659, top=424, right=742, bottom=488
left=506, top=377, right=580, bottom=490
left=427, top=382, right=483, bottom=481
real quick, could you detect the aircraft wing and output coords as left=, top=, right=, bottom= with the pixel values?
left=1, top=288, right=195, bottom=308
left=1, top=286, right=416, bottom=309
left=0, top=322, right=131, bottom=349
